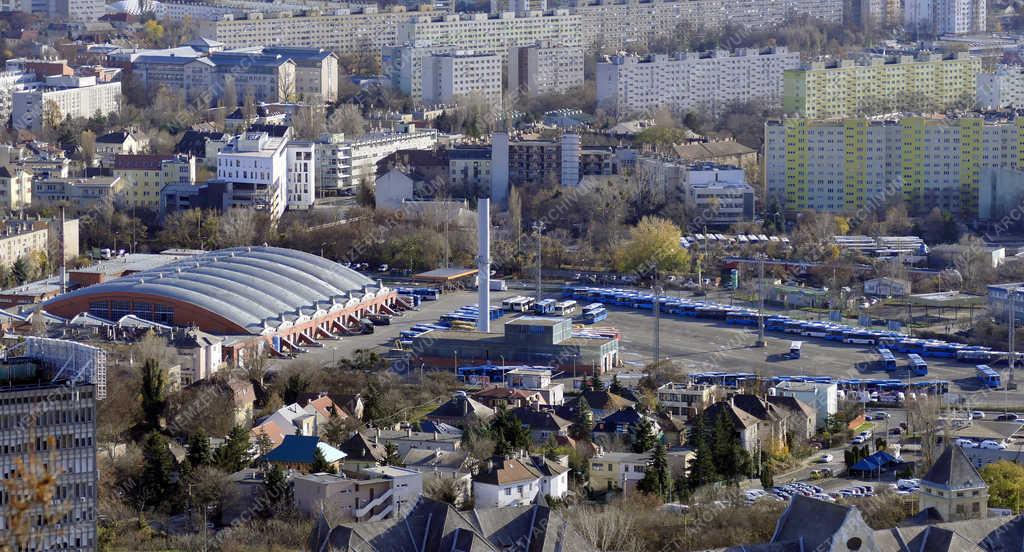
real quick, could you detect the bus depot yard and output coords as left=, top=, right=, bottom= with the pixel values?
left=287, top=283, right=1024, bottom=409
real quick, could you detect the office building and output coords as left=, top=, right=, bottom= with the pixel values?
left=214, top=125, right=290, bottom=219
left=129, top=55, right=215, bottom=102
left=112, top=154, right=197, bottom=210
left=0, top=338, right=106, bottom=550
left=655, top=382, right=717, bottom=422
left=783, top=53, right=982, bottom=118
left=262, top=47, right=339, bottom=102
left=508, top=41, right=585, bottom=98
left=977, top=65, right=1024, bottom=109
left=12, top=76, right=121, bottom=131
left=422, top=51, right=502, bottom=108
left=597, top=48, right=800, bottom=116
left=209, top=52, right=296, bottom=105
left=763, top=114, right=1024, bottom=217
left=904, top=0, right=986, bottom=35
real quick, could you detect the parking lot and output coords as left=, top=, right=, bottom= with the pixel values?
left=271, top=286, right=1024, bottom=408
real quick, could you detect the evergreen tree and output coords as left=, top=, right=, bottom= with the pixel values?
left=569, top=397, right=594, bottom=441
left=310, top=446, right=336, bottom=474
left=609, top=374, right=626, bottom=396
left=262, top=463, right=290, bottom=517
left=139, top=432, right=175, bottom=509
left=760, top=463, right=775, bottom=490
left=712, top=410, right=738, bottom=477
left=687, top=414, right=717, bottom=487
left=215, top=425, right=252, bottom=472
left=637, top=442, right=672, bottom=500
left=490, top=405, right=530, bottom=457
left=186, top=429, right=212, bottom=468
left=383, top=442, right=400, bottom=466
left=11, top=256, right=28, bottom=285
left=589, top=374, right=604, bottom=391
left=140, top=359, right=166, bottom=430
left=632, top=416, right=657, bottom=453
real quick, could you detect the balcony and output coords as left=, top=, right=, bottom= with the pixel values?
left=354, top=487, right=393, bottom=518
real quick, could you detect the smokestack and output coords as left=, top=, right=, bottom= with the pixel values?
left=477, top=197, right=491, bottom=333
left=59, top=206, right=66, bottom=294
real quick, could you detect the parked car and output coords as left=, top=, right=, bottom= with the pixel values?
left=971, top=411, right=985, bottom=419
left=955, top=438, right=977, bottom=448
left=851, top=436, right=865, bottom=445
left=980, top=440, right=1007, bottom=450
left=873, top=411, right=891, bottom=419
left=818, top=454, right=834, bottom=463
left=996, top=413, right=1021, bottom=422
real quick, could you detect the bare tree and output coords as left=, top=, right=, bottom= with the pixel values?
left=218, top=208, right=258, bottom=247
left=327, top=103, right=366, bottom=138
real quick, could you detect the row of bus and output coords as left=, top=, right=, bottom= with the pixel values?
left=687, top=371, right=951, bottom=396
left=564, top=286, right=1007, bottom=364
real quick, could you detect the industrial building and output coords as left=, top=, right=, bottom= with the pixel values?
left=409, top=316, right=619, bottom=374
left=42, top=246, right=403, bottom=362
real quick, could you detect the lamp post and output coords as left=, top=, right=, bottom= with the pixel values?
left=755, top=253, right=766, bottom=347
left=532, top=221, right=546, bottom=304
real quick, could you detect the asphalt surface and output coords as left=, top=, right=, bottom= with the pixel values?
left=271, top=286, right=1024, bottom=407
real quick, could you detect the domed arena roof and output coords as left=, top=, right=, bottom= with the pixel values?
left=45, top=246, right=379, bottom=334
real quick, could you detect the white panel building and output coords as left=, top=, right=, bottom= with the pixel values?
left=904, top=0, right=985, bottom=34
left=286, top=140, right=316, bottom=210
left=216, top=127, right=290, bottom=219
left=12, top=76, right=121, bottom=131
left=977, top=66, right=1024, bottom=109
left=596, top=47, right=800, bottom=116
left=422, top=51, right=502, bottom=108
left=314, top=125, right=439, bottom=194
left=508, top=41, right=585, bottom=97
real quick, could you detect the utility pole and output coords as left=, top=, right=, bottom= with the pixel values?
left=533, top=221, right=545, bottom=304
left=756, top=253, right=766, bottom=347
left=653, top=277, right=661, bottom=365
left=1010, top=289, right=1018, bottom=391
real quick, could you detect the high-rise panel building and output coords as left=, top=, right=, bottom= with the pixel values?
left=422, top=51, right=503, bottom=108
left=783, top=53, right=982, bottom=118
left=508, top=41, right=585, bottom=98
left=904, top=0, right=985, bottom=35
left=596, top=47, right=800, bottom=116
left=764, top=114, right=1024, bottom=218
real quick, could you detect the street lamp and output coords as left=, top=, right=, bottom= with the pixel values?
left=532, top=221, right=546, bottom=304
left=755, top=253, right=767, bottom=347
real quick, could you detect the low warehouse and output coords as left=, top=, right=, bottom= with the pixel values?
left=43, top=246, right=402, bottom=361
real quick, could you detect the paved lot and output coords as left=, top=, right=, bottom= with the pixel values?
left=271, top=287, right=1024, bottom=407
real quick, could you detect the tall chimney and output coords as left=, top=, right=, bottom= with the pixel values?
left=477, top=197, right=491, bottom=333
left=59, top=206, right=66, bottom=294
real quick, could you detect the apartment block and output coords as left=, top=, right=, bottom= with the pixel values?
left=112, top=154, right=197, bottom=210
left=0, top=70, right=37, bottom=123
left=655, top=382, right=717, bottom=421
left=33, top=176, right=122, bottom=209
left=292, top=466, right=423, bottom=522
left=977, top=65, right=1024, bottom=109
left=635, top=157, right=756, bottom=225
left=215, top=125, right=290, bottom=219
left=0, top=338, right=106, bottom=551
left=0, top=165, right=32, bottom=211
left=422, top=51, right=502, bottom=108
left=12, top=76, right=120, bottom=131
left=314, top=125, right=439, bottom=194
left=508, top=41, right=585, bottom=97
left=904, top=0, right=985, bottom=35
left=783, top=53, right=982, bottom=118
left=0, top=217, right=79, bottom=266
left=262, top=47, right=339, bottom=102
left=196, top=7, right=416, bottom=57
left=285, top=141, right=316, bottom=209
left=597, top=47, right=799, bottom=116
left=763, top=114, right=1024, bottom=218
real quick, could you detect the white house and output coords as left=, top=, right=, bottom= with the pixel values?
left=472, top=455, right=568, bottom=508
left=864, top=277, right=911, bottom=298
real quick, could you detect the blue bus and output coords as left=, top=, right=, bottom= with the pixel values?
left=956, top=347, right=995, bottom=363
left=922, top=342, right=960, bottom=358
left=456, top=365, right=517, bottom=384
left=534, top=299, right=557, bottom=315
left=907, top=354, right=928, bottom=376
left=878, top=348, right=897, bottom=371
left=412, top=288, right=441, bottom=300
left=579, top=303, right=608, bottom=324
left=726, top=311, right=759, bottom=326
left=976, top=365, right=1001, bottom=388
left=765, top=316, right=789, bottom=332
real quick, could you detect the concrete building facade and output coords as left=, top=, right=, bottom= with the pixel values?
left=508, top=41, right=585, bottom=97
left=422, top=51, right=502, bottom=108
left=597, top=48, right=800, bottom=116
left=12, top=76, right=121, bottom=131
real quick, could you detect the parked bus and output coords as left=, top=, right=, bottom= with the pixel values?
left=534, top=298, right=557, bottom=315
left=878, top=348, right=897, bottom=371
left=784, top=341, right=802, bottom=359
left=956, top=347, right=996, bottom=363
left=502, top=296, right=535, bottom=313
left=553, top=300, right=579, bottom=317
left=907, top=354, right=928, bottom=377
left=976, top=365, right=1001, bottom=388
left=579, top=304, right=608, bottom=324
left=412, top=288, right=441, bottom=300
